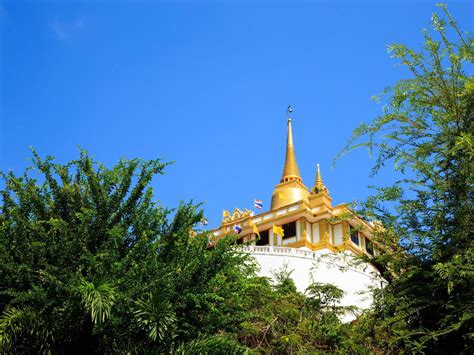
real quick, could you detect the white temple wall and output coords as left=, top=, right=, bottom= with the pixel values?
left=242, top=246, right=385, bottom=322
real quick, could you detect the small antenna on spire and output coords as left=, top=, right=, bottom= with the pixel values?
left=287, top=105, right=293, bottom=122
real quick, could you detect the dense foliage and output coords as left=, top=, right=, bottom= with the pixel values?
left=237, top=268, right=360, bottom=353
left=339, top=5, right=473, bottom=353
left=0, top=150, right=361, bottom=353
left=0, top=150, right=253, bottom=353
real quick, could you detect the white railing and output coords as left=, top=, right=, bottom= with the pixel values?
left=241, top=246, right=317, bottom=260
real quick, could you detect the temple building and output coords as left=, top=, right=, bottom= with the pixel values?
left=211, top=115, right=386, bottom=320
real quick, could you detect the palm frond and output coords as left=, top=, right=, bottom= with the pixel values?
left=0, top=306, right=51, bottom=353
left=133, top=292, right=176, bottom=341
left=76, top=279, right=116, bottom=324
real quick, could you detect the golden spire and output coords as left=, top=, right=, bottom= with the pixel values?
left=311, top=163, right=329, bottom=195
left=271, top=113, right=310, bottom=210
left=280, top=118, right=302, bottom=183
left=315, top=163, right=323, bottom=187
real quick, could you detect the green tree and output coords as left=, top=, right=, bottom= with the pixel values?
left=0, top=149, right=376, bottom=354
left=238, top=267, right=360, bottom=353
left=339, top=5, right=473, bottom=353
left=0, top=149, right=253, bottom=353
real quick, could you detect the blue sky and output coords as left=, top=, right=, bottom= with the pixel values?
left=1, top=1, right=472, bottom=227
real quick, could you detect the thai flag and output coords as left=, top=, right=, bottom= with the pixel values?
left=234, top=224, right=242, bottom=234
left=254, top=199, right=263, bottom=209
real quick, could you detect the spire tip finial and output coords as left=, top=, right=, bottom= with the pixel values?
left=312, top=163, right=329, bottom=195
left=279, top=107, right=301, bottom=183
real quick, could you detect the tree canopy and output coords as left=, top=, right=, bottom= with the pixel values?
left=0, top=150, right=255, bottom=352
left=0, top=150, right=362, bottom=353
left=338, top=4, right=473, bottom=353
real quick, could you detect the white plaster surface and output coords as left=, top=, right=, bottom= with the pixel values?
left=241, top=246, right=386, bottom=322
left=333, top=223, right=343, bottom=245
left=282, top=236, right=296, bottom=245
left=312, top=224, right=320, bottom=244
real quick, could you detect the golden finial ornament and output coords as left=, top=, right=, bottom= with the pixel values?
left=311, top=163, right=329, bottom=195
left=315, top=164, right=322, bottom=187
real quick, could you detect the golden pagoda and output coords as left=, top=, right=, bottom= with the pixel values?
left=213, top=114, right=379, bottom=258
